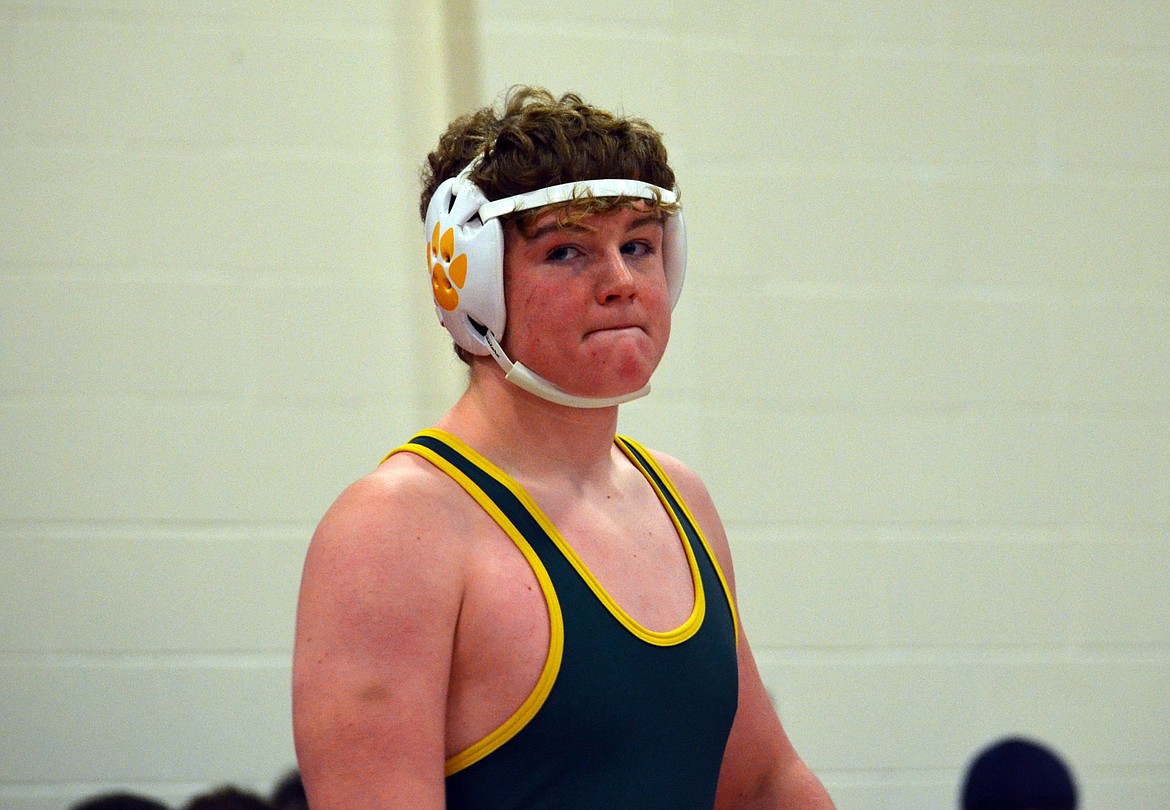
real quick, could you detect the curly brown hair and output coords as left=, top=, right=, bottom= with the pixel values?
left=419, top=86, right=679, bottom=230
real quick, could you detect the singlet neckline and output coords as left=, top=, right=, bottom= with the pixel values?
left=414, top=428, right=707, bottom=645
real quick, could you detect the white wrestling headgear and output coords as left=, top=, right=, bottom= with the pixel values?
left=424, top=155, right=687, bottom=408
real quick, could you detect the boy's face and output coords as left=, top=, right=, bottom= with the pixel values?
left=500, top=202, right=672, bottom=401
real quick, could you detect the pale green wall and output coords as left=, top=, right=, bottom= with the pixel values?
left=1, top=2, right=1167, bottom=808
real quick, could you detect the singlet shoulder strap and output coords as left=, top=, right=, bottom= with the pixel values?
left=385, top=429, right=565, bottom=775
left=615, top=435, right=741, bottom=647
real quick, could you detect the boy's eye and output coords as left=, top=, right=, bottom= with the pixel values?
left=547, top=245, right=578, bottom=261
left=621, top=240, right=652, bottom=256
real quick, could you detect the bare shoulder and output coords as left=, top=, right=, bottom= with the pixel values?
left=303, top=456, right=463, bottom=597
left=296, top=448, right=477, bottom=674
left=293, top=450, right=475, bottom=808
left=308, top=451, right=471, bottom=568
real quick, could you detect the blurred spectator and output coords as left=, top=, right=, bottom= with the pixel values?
left=182, top=786, right=272, bottom=810
left=961, top=736, right=1078, bottom=810
left=270, top=770, right=307, bottom=810
left=70, top=793, right=169, bottom=810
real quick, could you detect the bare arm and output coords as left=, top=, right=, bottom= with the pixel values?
left=715, top=633, right=835, bottom=809
left=292, top=461, right=465, bottom=810
left=652, top=453, right=835, bottom=810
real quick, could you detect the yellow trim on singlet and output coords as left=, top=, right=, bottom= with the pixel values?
left=616, top=436, right=742, bottom=649
left=416, top=429, right=706, bottom=647
left=384, top=434, right=565, bottom=777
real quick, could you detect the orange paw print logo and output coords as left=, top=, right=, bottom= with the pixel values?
left=429, top=222, right=468, bottom=312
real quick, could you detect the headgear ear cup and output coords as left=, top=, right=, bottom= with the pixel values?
left=424, top=165, right=506, bottom=357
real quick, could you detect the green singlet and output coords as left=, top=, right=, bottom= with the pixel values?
left=389, top=429, right=740, bottom=810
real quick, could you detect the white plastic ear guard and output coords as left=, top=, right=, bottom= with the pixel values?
left=424, top=157, right=686, bottom=408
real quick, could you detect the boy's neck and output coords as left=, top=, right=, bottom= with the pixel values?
left=435, top=363, right=623, bottom=485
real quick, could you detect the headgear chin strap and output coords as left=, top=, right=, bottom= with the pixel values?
left=424, top=156, right=686, bottom=409
left=483, top=331, right=651, bottom=409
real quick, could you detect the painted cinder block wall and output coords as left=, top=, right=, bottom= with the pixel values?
left=1, top=2, right=1167, bottom=808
